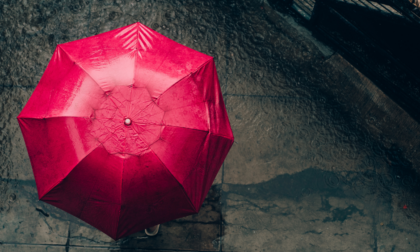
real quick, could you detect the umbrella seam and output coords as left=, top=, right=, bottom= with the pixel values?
left=136, top=22, right=140, bottom=53
left=146, top=125, right=211, bottom=211
left=161, top=100, right=208, bottom=113
left=163, top=124, right=209, bottom=134
left=156, top=58, right=214, bottom=100
left=79, top=199, right=121, bottom=205
left=146, top=147, right=198, bottom=213
left=135, top=33, right=172, bottom=92
left=145, top=125, right=209, bottom=150
left=162, top=101, right=211, bottom=131
left=16, top=116, right=92, bottom=119
left=200, top=132, right=214, bottom=205
left=179, top=131, right=211, bottom=209
left=207, top=132, right=235, bottom=141
left=129, top=101, right=159, bottom=120
left=75, top=172, right=102, bottom=218
left=43, top=47, right=76, bottom=119
left=58, top=45, right=134, bottom=94
left=129, top=124, right=159, bottom=150
left=203, top=138, right=234, bottom=202
left=129, top=25, right=139, bottom=115
left=39, top=143, right=102, bottom=200
left=116, top=157, right=125, bottom=239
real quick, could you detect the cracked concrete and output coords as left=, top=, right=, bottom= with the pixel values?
left=1, top=0, right=420, bottom=251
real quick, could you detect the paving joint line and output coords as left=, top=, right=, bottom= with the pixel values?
left=0, top=242, right=217, bottom=252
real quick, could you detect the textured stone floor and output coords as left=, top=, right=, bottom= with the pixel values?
left=1, top=0, right=420, bottom=251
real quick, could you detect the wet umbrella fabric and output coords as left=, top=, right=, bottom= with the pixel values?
left=17, top=22, right=234, bottom=240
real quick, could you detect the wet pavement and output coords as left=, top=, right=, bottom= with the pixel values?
left=1, top=0, right=420, bottom=251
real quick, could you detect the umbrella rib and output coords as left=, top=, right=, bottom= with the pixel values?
left=40, top=46, right=76, bottom=119
left=96, top=120, right=125, bottom=143
left=147, top=148, right=198, bottom=213
left=136, top=22, right=140, bottom=52
left=139, top=47, right=172, bottom=88
left=39, top=143, right=102, bottom=200
left=130, top=101, right=155, bottom=118
left=161, top=101, right=206, bottom=113
left=156, top=58, right=213, bottom=100
left=178, top=132, right=209, bottom=186
left=176, top=132, right=211, bottom=209
left=116, top=155, right=125, bottom=238
left=17, top=115, right=92, bottom=119
left=58, top=45, right=108, bottom=94
left=131, top=122, right=163, bottom=125
left=107, top=96, right=124, bottom=114
left=207, top=132, right=235, bottom=141
left=122, top=123, right=129, bottom=156
left=163, top=125, right=209, bottom=134
left=129, top=46, right=136, bottom=116
left=200, top=132, right=220, bottom=204
left=76, top=172, right=102, bottom=218
left=130, top=125, right=159, bottom=147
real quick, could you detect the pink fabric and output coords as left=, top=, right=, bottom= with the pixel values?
left=17, top=22, right=234, bottom=240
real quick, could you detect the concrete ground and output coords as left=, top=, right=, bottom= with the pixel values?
left=1, top=0, right=420, bottom=251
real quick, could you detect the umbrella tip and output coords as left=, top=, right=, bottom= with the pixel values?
left=124, top=118, right=132, bottom=126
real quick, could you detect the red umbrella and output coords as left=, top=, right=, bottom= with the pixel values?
left=17, top=22, right=234, bottom=240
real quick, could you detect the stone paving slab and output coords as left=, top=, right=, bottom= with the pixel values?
left=0, top=244, right=66, bottom=252
left=221, top=89, right=420, bottom=251
left=224, top=2, right=333, bottom=97
left=220, top=169, right=420, bottom=252
left=0, top=88, right=34, bottom=181
left=68, top=247, right=203, bottom=252
left=0, top=180, right=221, bottom=251
left=221, top=170, right=374, bottom=251
left=0, top=179, right=69, bottom=245
left=0, top=171, right=221, bottom=251
left=63, top=187, right=222, bottom=251
left=69, top=217, right=220, bottom=252
left=224, top=94, right=368, bottom=185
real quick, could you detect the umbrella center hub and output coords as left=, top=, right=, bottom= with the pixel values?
left=124, top=118, right=132, bottom=126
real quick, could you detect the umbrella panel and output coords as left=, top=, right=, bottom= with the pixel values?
left=42, top=146, right=197, bottom=239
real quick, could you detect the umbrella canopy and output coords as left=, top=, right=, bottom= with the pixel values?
left=17, top=22, right=234, bottom=240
